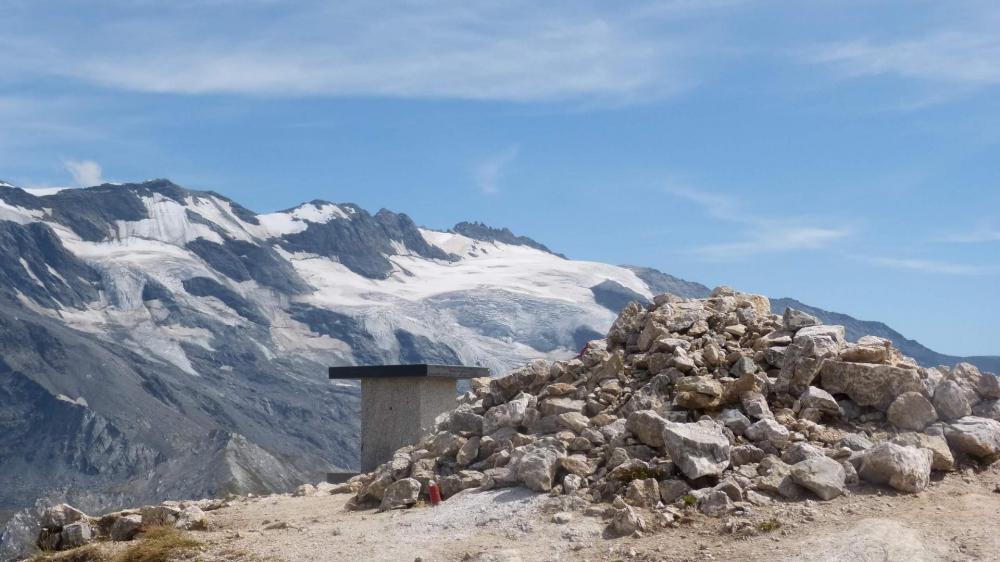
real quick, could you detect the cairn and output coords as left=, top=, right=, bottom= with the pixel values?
left=345, top=287, right=1000, bottom=533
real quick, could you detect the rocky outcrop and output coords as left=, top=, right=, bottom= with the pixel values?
left=339, top=288, right=1000, bottom=534
left=34, top=498, right=225, bottom=554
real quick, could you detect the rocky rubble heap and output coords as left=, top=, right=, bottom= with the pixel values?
left=33, top=498, right=220, bottom=553
left=345, top=288, right=1000, bottom=533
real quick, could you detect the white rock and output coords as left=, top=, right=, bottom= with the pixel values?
left=944, top=416, right=1000, bottom=461
left=660, top=419, right=731, bottom=479
left=859, top=442, right=933, bottom=493
left=887, top=392, right=938, bottom=430
left=790, top=456, right=846, bottom=500
left=745, top=418, right=790, bottom=446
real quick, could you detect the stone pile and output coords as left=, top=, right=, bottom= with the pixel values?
left=35, top=498, right=220, bottom=552
left=345, top=288, right=1000, bottom=533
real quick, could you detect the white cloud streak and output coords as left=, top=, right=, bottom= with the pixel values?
left=810, top=32, right=1000, bottom=86
left=664, top=185, right=853, bottom=260
left=861, top=256, right=993, bottom=276
left=64, top=160, right=104, bottom=187
left=0, top=1, right=705, bottom=103
left=939, top=224, right=1000, bottom=243
left=475, top=146, right=519, bottom=195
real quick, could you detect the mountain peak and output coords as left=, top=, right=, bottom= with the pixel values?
left=451, top=221, right=563, bottom=257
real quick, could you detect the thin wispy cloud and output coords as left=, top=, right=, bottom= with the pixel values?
left=475, top=146, right=520, bottom=195
left=664, top=185, right=853, bottom=260
left=938, top=224, right=1000, bottom=243
left=811, top=32, right=1000, bottom=86
left=861, top=256, right=993, bottom=276
left=64, top=159, right=103, bottom=187
left=0, top=1, right=705, bottom=103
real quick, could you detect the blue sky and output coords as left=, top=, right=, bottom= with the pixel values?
left=1, top=0, right=998, bottom=356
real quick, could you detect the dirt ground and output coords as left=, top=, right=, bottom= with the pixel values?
left=177, top=463, right=1000, bottom=562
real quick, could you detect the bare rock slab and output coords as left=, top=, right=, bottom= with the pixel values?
left=660, top=419, right=731, bottom=479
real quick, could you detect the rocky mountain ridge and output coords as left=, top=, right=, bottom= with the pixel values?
left=18, top=289, right=1000, bottom=562
left=0, top=178, right=997, bottom=559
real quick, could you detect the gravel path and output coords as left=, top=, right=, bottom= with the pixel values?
left=179, top=462, right=1000, bottom=562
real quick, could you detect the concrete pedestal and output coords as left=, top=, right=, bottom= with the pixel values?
left=330, top=364, right=489, bottom=473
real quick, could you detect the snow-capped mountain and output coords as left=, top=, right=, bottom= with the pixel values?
left=0, top=179, right=706, bottom=532
left=0, top=178, right=994, bottom=546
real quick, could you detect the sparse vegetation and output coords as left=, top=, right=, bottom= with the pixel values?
left=757, top=518, right=782, bottom=532
left=682, top=494, right=698, bottom=507
left=614, top=465, right=664, bottom=483
left=31, top=545, right=106, bottom=562
left=112, top=527, right=200, bottom=562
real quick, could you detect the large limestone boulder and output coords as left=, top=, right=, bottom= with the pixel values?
left=380, top=478, right=422, bottom=511
left=778, top=325, right=845, bottom=395
left=509, top=438, right=567, bottom=491
left=674, top=376, right=723, bottom=410
left=892, top=432, right=955, bottom=472
left=610, top=504, right=647, bottom=536
left=859, top=443, right=933, bottom=493
left=60, top=521, right=93, bottom=549
left=840, top=336, right=892, bottom=364
left=626, top=410, right=667, bottom=448
left=800, top=386, right=841, bottom=416
left=661, top=419, right=731, bottom=479
left=887, top=392, right=938, bottom=430
left=174, top=506, right=207, bottom=531
left=624, top=478, right=660, bottom=508
left=782, top=307, right=819, bottom=331
left=790, top=456, right=846, bottom=500
left=440, top=470, right=485, bottom=498
left=972, top=400, right=1000, bottom=421
left=933, top=381, right=972, bottom=421
left=745, top=418, right=790, bottom=447
left=977, top=373, right=1000, bottom=400
left=821, top=361, right=926, bottom=410
left=483, top=393, right=534, bottom=435
left=110, top=514, right=142, bottom=541
left=943, top=416, right=1000, bottom=462
left=41, top=504, right=87, bottom=529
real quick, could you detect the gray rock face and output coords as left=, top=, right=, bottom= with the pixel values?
left=783, top=307, right=820, bottom=331
left=934, top=381, right=972, bottom=421
left=972, top=400, right=1000, bottom=421
left=698, top=490, right=732, bottom=517
left=720, top=409, right=752, bottom=435
left=891, top=433, right=955, bottom=472
left=887, top=392, right=939, bottom=430
left=41, top=504, right=86, bottom=529
left=745, top=419, right=790, bottom=447
left=943, top=417, right=1000, bottom=461
left=859, top=443, right=933, bottom=493
left=110, top=514, right=142, bottom=541
left=790, top=456, right=846, bottom=500
left=800, top=387, right=841, bottom=416
left=379, top=478, right=422, bottom=511
left=175, top=506, right=207, bottom=530
left=610, top=504, right=647, bottom=535
left=510, top=438, right=566, bottom=492
left=660, top=420, right=731, bottom=479
left=60, top=520, right=93, bottom=549
left=977, top=373, right=1000, bottom=400
left=626, top=410, right=667, bottom=448
left=658, top=479, right=692, bottom=503
left=624, top=478, right=660, bottom=508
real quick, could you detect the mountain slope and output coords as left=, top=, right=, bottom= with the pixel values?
left=0, top=179, right=657, bottom=533
left=0, top=177, right=996, bottom=548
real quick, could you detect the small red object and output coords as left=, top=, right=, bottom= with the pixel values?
left=429, top=481, right=442, bottom=506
